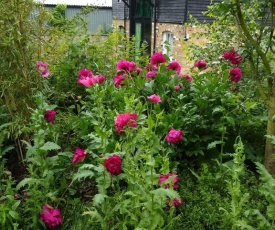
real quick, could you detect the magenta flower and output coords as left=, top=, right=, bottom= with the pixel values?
left=158, top=172, right=179, bottom=189
left=114, top=74, right=127, bottom=87
left=229, top=67, right=242, bottom=83
left=145, top=62, right=158, bottom=71
left=128, top=61, right=137, bottom=71
left=150, top=52, right=166, bottom=65
left=79, top=68, right=93, bottom=78
left=179, top=74, right=193, bottom=83
left=136, top=67, right=143, bottom=73
left=115, top=112, right=137, bottom=134
left=174, top=85, right=180, bottom=91
left=194, top=60, right=207, bottom=70
left=72, top=148, right=88, bottom=164
left=222, top=48, right=243, bottom=65
left=116, top=59, right=130, bottom=72
left=96, top=75, right=105, bottom=83
left=104, top=155, right=122, bottom=176
left=39, top=205, right=63, bottom=228
left=166, top=128, right=183, bottom=144
left=36, top=61, right=50, bottom=77
left=116, top=59, right=137, bottom=73
left=44, top=110, right=56, bottom=123
left=147, top=94, right=162, bottom=103
left=166, top=198, right=183, bottom=208
left=77, top=68, right=97, bottom=87
left=146, top=71, right=158, bottom=79
left=167, top=61, right=181, bottom=74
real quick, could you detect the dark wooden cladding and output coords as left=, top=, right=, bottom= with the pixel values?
left=186, top=0, right=221, bottom=23
left=156, top=0, right=187, bottom=23
left=112, top=0, right=129, bottom=20
left=112, top=0, right=222, bottom=23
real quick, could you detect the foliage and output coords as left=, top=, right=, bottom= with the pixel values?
left=179, top=140, right=268, bottom=230
left=187, top=0, right=275, bottom=172
left=0, top=163, right=21, bottom=230
left=0, top=0, right=274, bottom=228
left=251, top=162, right=275, bottom=229
left=48, top=4, right=67, bottom=28
left=220, top=137, right=250, bottom=229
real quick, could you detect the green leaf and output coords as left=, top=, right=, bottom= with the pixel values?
left=16, top=178, right=38, bottom=190
left=212, top=106, right=224, bottom=115
left=40, top=142, right=61, bottom=151
left=8, top=210, right=20, bottom=219
left=265, top=135, right=275, bottom=145
left=207, top=140, right=223, bottom=149
left=245, top=101, right=257, bottom=110
left=11, top=201, right=21, bottom=210
left=73, top=170, right=95, bottom=181
left=267, top=204, right=275, bottom=219
left=225, top=116, right=235, bottom=127
left=93, top=194, right=108, bottom=206
left=150, top=188, right=180, bottom=199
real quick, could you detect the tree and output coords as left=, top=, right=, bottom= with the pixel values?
left=205, top=0, right=275, bottom=173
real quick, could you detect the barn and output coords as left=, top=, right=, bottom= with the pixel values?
left=36, top=0, right=113, bottom=33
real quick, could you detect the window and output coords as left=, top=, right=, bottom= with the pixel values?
left=163, top=31, right=173, bottom=60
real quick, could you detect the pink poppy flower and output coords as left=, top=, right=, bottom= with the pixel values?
left=77, top=68, right=97, bottom=87
left=147, top=94, right=162, bottom=103
left=44, top=110, right=56, bottom=123
left=79, top=68, right=93, bottom=78
left=136, top=67, right=143, bottom=73
left=146, top=71, right=158, bottom=79
left=104, top=155, right=122, bottom=176
left=116, top=59, right=130, bottom=72
left=145, top=62, right=158, bottom=71
left=166, top=198, right=183, bottom=208
left=222, top=48, right=243, bottom=65
left=96, top=75, right=105, bottom=83
left=36, top=61, right=50, bottom=77
left=115, top=112, right=137, bottom=134
left=72, top=148, right=88, bottom=164
left=128, top=61, right=137, bottom=71
left=158, top=172, right=179, bottom=189
left=194, top=60, right=207, bottom=70
left=39, top=205, right=62, bottom=228
left=229, top=67, right=242, bottom=83
left=114, top=74, right=127, bottom=87
left=167, top=61, right=181, bottom=74
left=179, top=74, right=193, bottom=83
left=166, top=128, right=183, bottom=144
left=150, top=52, right=166, bottom=65
left=174, top=85, right=180, bottom=91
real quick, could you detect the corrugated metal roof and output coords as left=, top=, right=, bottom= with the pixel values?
left=35, top=0, right=112, bottom=7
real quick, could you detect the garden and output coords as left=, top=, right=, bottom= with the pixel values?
left=1, top=0, right=275, bottom=229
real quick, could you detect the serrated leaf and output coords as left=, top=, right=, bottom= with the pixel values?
left=16, top=178, right=38, bottom=190
left=73, top=170, right=94, bottom=181
left=207, top=140, right=223, bottom=149
left=40, top=142, right=61, bottom=151
left=212, top=106, right=224, bottom=115
left=150, top=188, right=179, bottom=199
left=93, top=194, right=108, bottom=206
left=1, top=145, right=14, bottom=156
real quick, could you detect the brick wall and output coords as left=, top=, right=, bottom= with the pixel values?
left=113, top=20, right=208, bottom=73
